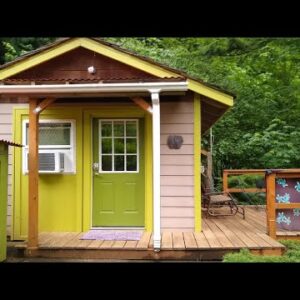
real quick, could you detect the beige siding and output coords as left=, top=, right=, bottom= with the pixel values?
left=160, top=97, right=194, bottom=232
left=161, top=176, right=193, bottom=186
left=161, top=197, right=194, bottom=207
left=160, top=155, right=193, bottom=166
left=161, top=145, right=193, bottom=155
left=0, top=103, right=28, bottom=237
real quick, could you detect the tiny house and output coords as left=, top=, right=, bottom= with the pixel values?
left=0, top=38, right=255, bottom=258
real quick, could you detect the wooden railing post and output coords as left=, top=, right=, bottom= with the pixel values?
left=28, top=99, right=39, bottom=249
left=223, top=171, right=228, bottom=192
left=266, top=172, right=276, bottom=239
left=207, top=151, right=213, bottom=190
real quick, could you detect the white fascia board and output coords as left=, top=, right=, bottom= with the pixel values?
left=0, top=81, right=188, bottom=95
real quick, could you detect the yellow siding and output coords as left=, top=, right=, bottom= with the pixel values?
left=12, top=105, right=152, bottom=240
left=13, top=108, right=83, bottom=240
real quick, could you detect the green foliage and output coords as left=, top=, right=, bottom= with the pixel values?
left=223, top=240, right=300, bottom=262
left=0, top=38, right=55, bottom=63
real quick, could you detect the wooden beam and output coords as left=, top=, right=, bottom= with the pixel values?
left=28, top=99, right=39, bottom=249
left=277, top=174, right=300, bottom=178
left=201, top=149, right=208, bottom=156
left=131, top=97, right=152, bottom=114
left=223, top=169, right=266, bottom=175
left=223, top=169, right=300, bottom=175
left=275, top=203, right=300, bottom=209
left=207, top=151, right=213, bottom=190
left=35, top=98, right=56, bottom=114
left=266, top=173, right=276, bottom=239
left=227, top=188, right=266, bottom=193
left=223, top=171, right=228, bottom=193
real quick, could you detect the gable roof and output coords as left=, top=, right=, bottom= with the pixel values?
left=0, top=37, right=234, bottom=106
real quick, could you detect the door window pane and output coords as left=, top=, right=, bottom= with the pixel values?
left=114, top=138, right=125, bottom=154
left=114, top=122, right=124, bottom=137
left=101, top=122, right=112, bottom=137
left=102, top=155, right=112, bottom=171
left=126, top=121, right=137, bottom=137
left=102, top=138, right=112, bottom=154
left=114, top=155, right=125, bottom=171
left=126, top=139, right=137, bottom=154
left=127, top=155, right=137, bottom=171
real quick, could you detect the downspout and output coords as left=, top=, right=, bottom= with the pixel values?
left=150, top=90, right=161, bottom=251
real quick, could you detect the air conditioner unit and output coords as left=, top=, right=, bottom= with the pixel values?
left=27, top=151, right=65, bottom=173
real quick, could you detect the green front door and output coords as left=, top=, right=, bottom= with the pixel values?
left=92, top=119, right=145, bottom=226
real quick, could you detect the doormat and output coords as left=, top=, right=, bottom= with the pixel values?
left=80, top=230, right=143, bottom=241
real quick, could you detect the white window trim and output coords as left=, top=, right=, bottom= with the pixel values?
left=22, top=119, right=76, bottom=174
left=98, top=119, right=139, bottom=174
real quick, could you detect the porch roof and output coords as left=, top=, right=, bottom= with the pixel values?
left=0, top=38, right=234, bottom=107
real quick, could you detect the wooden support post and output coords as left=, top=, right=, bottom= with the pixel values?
left=201, top=149, right=208, bottom=156
left=266, top=173, right=276, bottom=239
left=223, top=170, right=228, bottom=193
left=28, top=99, right=39, bottom=249
left=36, top=98, right=56, bottom=113
left=131, top=97, right=153, bottom=114
left=207, top=151, right=213, bottom=190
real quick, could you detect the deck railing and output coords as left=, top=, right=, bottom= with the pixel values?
left=223, top=169, right=300, bottom=239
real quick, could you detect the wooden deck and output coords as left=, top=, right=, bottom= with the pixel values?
left=17, top=207, right=285, bottom=260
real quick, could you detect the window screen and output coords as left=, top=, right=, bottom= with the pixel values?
left=25, top=123, right=71, bottom=146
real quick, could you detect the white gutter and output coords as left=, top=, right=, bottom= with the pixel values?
left=0, top=82, right=188, bottom=94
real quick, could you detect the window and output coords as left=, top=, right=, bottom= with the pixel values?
left=23, top=120, right=76, bottom=173
left=99, top=120, right=139, bottom=173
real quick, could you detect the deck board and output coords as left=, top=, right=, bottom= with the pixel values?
left=210, top=218, right=245, bottom=248
left=111, top=241, right=126, bottom=249
left=221, top=218, right=260, bottom=248
left=100, top=241, right=114, bottom=249
left=172, top=232, right=185, bottom=249
left=136, top=232, right=151, bottom=250
left=183, top=232, right=198, bottom=249
left=124, top=241, right=138, bottom=249
left=63, top=233, right=84, bottom=249
left=20, top=206, right=285, bottom=260
left=202, top=220, right=223, bottom=248
left=161, top=232, right=173, bottom=250
left=205, top=219, right=235, bottom=248
left=86, top=240, right=104, bottom=249
left=193, top=232, right=210, bottom=248
left=53, top=232, right=77, bottom=248
left=233, top=217, right=272, bottom=247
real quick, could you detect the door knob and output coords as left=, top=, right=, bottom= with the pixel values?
left=93, top=162, right=99, bottom=171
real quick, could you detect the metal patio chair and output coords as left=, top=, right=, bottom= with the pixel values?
left=201, top=174, right=245, bottom=219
